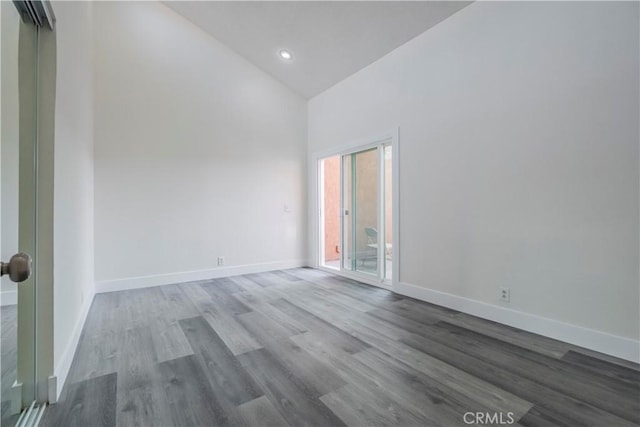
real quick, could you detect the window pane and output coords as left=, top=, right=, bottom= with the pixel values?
left=353, top=148, right=378, bottom=276
left=320, top=156, right=340, bottom=269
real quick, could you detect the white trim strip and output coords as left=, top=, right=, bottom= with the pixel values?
left=95, top=260, right=308, bottom=294
left=47, top=376, right=57, bottom=404
left=391, top=127, right=400, bottom=286
left=396, top=281, right=640, bottom=363
left=312, top=129, right=398, bottom=160
left=52, top=283, right=94, bottom=401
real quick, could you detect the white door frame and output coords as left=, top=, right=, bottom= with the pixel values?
left=309, top=128, right=399, bottom=290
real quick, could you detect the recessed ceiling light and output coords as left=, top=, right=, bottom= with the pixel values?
left=279, top=49, right=293, bottom=61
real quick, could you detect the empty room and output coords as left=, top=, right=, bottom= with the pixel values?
left=1, top=0, right=638, bottom=426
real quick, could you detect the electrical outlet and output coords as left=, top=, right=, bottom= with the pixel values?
left=499, top=287, right=510, bottom=302
left=217, top=256, right=225, bottom=266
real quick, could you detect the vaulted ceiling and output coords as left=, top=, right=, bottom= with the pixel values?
left=163, top=1, right=471, bottom=99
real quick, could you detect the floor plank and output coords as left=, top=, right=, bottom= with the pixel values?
left=200, top=281, right=253, bottom=316
left=320, top=384, right=428, bottom=427
left=236, top=396, right=289, bottom=427
left=150, top=317, right=194, bottom=363
left=203, top=311, right=263, bottom=356
left=115, top=326, right=168, bottom=427
left=569, top=346, right=640, bottom=372
left=159, top=284, right=201, bottom=320
left=562, top=350, right=640, bottom=384
left=434, top=321, right=640, bottom=422
left=66, top=329, right=121, bottom=384
left=400, top=328, right=636, bottom=426
left=42, top=373, right=117, bottom=427
left=158, top=354, right=241, bottom=426
left=270, top=298, right=371, bottom=354
left=1, top=305, right=17, bottom=427
left=232, top=292, right=308, bottom=334
left=236, top=310, right=347, bottom=397
left=237, top=348, right=347, bottom=427
left=270, top=270, right=303, bottom=282
left=294, top=332, right=480, bottom=426
left=179, top=316, right=263, bottom=406
left=353, top=347, right=508, bottom=424
left=242, top=272, right=277, bottom=288
left=180, top=281, right=263, bottom=355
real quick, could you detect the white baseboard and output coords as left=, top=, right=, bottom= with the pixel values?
left=53, top=287, right=95, bottom=400
left=395, top=281, right=640, bottom=363
left=95, top=259, right=308, bottom=294
left=1, top=290, right=17, bottom=306
left=48, top=376, right=57, bottom=404
left=316, top=266, right=392, bottom=291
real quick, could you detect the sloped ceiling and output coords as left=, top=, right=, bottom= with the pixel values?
left=163, top=1, right=471, bottom=99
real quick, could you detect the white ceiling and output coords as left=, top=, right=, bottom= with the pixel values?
left=163, top=1, right=471, bottom=99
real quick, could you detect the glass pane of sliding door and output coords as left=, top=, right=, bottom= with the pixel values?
left=319, top=156, right=340, bottom=270
left=342, top=155, right=353, bottom=271
left=344, top=148, right=378, bottom=276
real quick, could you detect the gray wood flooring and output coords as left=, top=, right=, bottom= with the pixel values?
left=41, top=268, right=640, bottom=426
left=1, top=304, right=18, bottom=427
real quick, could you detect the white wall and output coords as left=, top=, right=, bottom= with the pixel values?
left=309, top=2, right=639, bottom=351
left=93, top=2, right=307, bottom=289
left=52, top=1, right=96, bottom=397
left=1, top=1, right=20, bottom=304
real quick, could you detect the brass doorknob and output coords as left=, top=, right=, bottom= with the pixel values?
left=0, top=252, right=32, bottom=283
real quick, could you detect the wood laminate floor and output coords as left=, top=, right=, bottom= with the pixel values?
left=1, top=304, right=18, bottom=427
left=42, top=268, right=640, bottom=426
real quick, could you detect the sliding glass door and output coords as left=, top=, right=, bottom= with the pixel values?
left=319, top=140, right=393, bottom=285
left=343, top=148, right=378, bottom=275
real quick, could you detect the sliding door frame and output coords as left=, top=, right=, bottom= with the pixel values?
left=310, top=128, right=399, bottom=290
